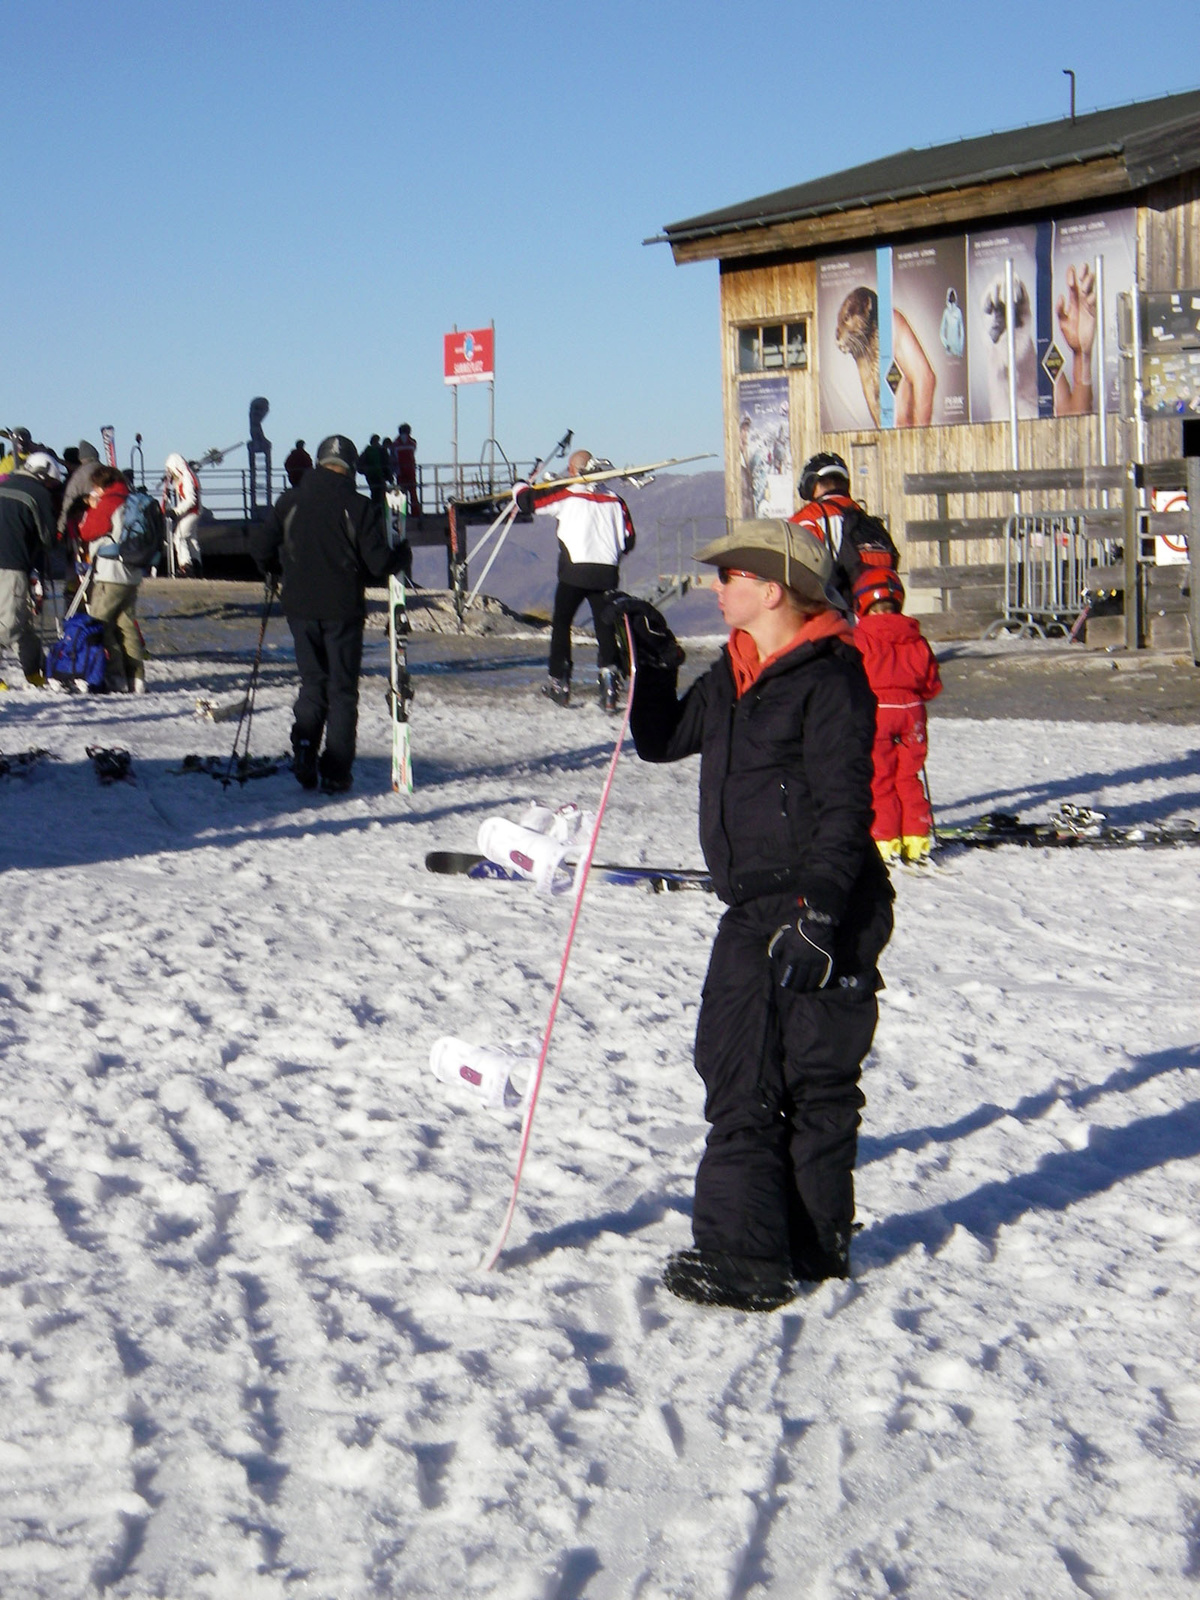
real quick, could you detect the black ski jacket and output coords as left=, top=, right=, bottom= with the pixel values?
left=630, top=632, right=893, bottom=968
left=251, top=465, right=399, bottom=621
left=0, top=473, right=54, bottom=571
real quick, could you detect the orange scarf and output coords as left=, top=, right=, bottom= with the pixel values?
left=728, top=610, right=853, bottom=697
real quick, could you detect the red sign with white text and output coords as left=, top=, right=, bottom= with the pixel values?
left=443, top=327, right=494, bottom=385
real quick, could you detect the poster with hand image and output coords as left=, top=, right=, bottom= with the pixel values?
left=966, top=225, right=1042, bottom=422
left=818, top=250, right=881, bottom=432
left=736, top=377, right=792, bottom=517
left=891, top=237, right=969, bottom=427
left=1049, top=207, right=1135, bottom=417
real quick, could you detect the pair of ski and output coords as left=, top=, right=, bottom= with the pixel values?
left=386, top=490, right=414, bottom=795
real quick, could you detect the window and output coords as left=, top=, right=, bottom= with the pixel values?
left=736, top=319, right=808, bottom=374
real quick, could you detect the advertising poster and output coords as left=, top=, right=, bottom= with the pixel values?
left=1049, top=208, right=1136, bottom=417
left=817, top=250, right=882, bottom=432
left=966, top=225, right=1042, bottom=422
left=443, top=327, right=495, bottom=385
left=891, top=236, right=970, bottom=427
left=735, top=377, right=792, bottom=518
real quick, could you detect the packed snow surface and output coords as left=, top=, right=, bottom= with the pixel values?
left=1, top=647, right=1199, bottom=1598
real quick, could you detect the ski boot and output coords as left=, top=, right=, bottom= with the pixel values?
left=292, top=739, right=318, bottom=790
left=875, top=837, right=902, bottom=865
left=663, top=1249, right=795, bottom=1312
left=598, top=667, right=620, bottom=714
left=541, top=675, right=570, bottom=708
left=902, top=834, right=932, bottom=865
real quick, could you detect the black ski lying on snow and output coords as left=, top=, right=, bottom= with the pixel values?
left=425, top=850, right=715, bottom=893
left=937, top=805, right=1199, bottom=850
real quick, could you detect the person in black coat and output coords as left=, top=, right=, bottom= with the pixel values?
left=612, top=518, right=893, bottom=1311
left=0, top=455, right=58, bottom=682
left=251, top=435, right=405, bottom=793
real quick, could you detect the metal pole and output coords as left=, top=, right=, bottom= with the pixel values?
left=1094, top=254, right=1108, bottom=469
left=1123, top=462, right=1139, bottom=651
left=1005, top=258, right=1020, bottom=518
left=489, top=319, right=496, bottom=494
left=1130, top=277, right=1148, bottom=468
left=452, top=323, right=460, bottom=500
left=1187, top=456, right=1200, bottom=666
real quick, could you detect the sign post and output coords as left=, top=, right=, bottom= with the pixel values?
left=443, top=325, right=496, bottom=499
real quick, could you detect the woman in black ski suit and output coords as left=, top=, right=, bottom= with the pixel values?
left=613, top=518, right=893, bottom=1310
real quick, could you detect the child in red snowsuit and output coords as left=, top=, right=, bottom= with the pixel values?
left=851, top=568, right=942, bottom=864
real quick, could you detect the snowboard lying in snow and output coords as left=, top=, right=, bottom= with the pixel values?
left=425, top=851, right=715, bottom=893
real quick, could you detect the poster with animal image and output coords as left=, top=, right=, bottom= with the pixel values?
left=817, top=251, right=883, bottom=432
left=966, top=226, right=1043, bottom=422
left=735, top=376, right=793, bottom=517
left=891, top=236, right=970, bottom=427
left=1049, top=208, right=1136, bottom=417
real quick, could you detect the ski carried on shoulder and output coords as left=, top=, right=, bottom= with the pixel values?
left=451, top=452, right=715, bottom=511
left=936, top=805, right=1200, bottom=850
left=425, top=850, right=714, bottom=893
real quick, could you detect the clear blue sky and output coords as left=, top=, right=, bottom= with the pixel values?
left=4, top=0, right=1197, bottom=478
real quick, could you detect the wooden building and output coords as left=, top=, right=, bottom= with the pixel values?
left=660, top=89, right=1200, bottom=627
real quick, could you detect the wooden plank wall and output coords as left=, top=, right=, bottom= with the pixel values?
left=717, top=179, right=1199, bottom=602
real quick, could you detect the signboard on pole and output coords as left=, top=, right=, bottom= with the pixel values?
left=100, top=425, right=117, bottom=466
left=444, top=328, right=495, bottom=385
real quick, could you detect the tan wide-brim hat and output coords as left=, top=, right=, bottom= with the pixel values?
left=697, top=519, right=835, bottom=603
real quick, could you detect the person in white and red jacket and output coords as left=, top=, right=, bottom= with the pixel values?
left=521, top=448, right=635, bottom=712
left=162, top=453, right=202, bottom=576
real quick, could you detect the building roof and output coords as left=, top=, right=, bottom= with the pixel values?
left=663, top=88, right=1200, bottom=261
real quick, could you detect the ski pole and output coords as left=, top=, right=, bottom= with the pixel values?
left=481, top=614, right=636, bottom=1271
left=223, top=576, right=276, bottom=789
left=919, top=763, right=939, bottom=848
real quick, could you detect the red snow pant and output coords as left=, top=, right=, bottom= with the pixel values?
left=870, top=700, right=931, bottom=841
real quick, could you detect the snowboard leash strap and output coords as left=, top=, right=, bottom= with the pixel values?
left=482, top=614, right=637, bottom=1271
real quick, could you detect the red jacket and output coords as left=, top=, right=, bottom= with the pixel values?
left=79, top=481, right=129, bottom=548
left=851, top=612, right=942, bottom=704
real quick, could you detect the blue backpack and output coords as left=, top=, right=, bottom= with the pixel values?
left=115, top=490, right=166, bottom=569
left=46, top=614, right=108, bottom=692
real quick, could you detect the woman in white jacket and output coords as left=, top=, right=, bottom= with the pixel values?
left=163, top=453, right=202, bottom=576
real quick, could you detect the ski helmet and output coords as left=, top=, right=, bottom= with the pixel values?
left=798, top=451, right=850, bottom=502
left=23, top=451, right=63, bottom=483
left=852, top=566, right=905, bottom=616
left=316, top=434, right=358, bottom=473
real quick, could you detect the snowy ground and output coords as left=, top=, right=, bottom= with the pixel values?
left=1, top=642, right=1199, bottom=1599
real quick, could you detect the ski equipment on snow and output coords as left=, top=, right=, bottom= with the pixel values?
left=222, top=576, right=275, bottom=789
left=87, top=746, right=133, bottom=784
left=935, top=805, right=1200, bottom=849
left=173, top=752, right=287, bottom=781
left=0, top=747, right=51, bottom=777
left=425, top=851, right=714, bottom=893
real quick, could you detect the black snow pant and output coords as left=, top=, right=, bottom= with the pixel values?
left=691, top=897, right=880, bottom=1272
left=548, top=562, right=619, bottom=680
left=287, top=614, right=364, bottom=784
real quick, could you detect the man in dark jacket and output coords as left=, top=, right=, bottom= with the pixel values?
left=613, top=518, right=893, bottom=1311
left=0, top=455, right=58, bottom=683
left=251, top=434, right=405, bottom=794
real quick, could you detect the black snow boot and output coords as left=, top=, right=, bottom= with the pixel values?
left=541, top=675, right=570, bottom=708
left=663, top=1249, right=796, bottom=1312
left=791, top=1229, right=851, bottom=1283
left=292, top=739, right=318, bottom=790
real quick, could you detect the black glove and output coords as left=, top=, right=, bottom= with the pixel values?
left=513, top=482, right=536, bottom=515
left=600, top=591, right=685, bottom=671
left=768, top=904, right=836, bottom=992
